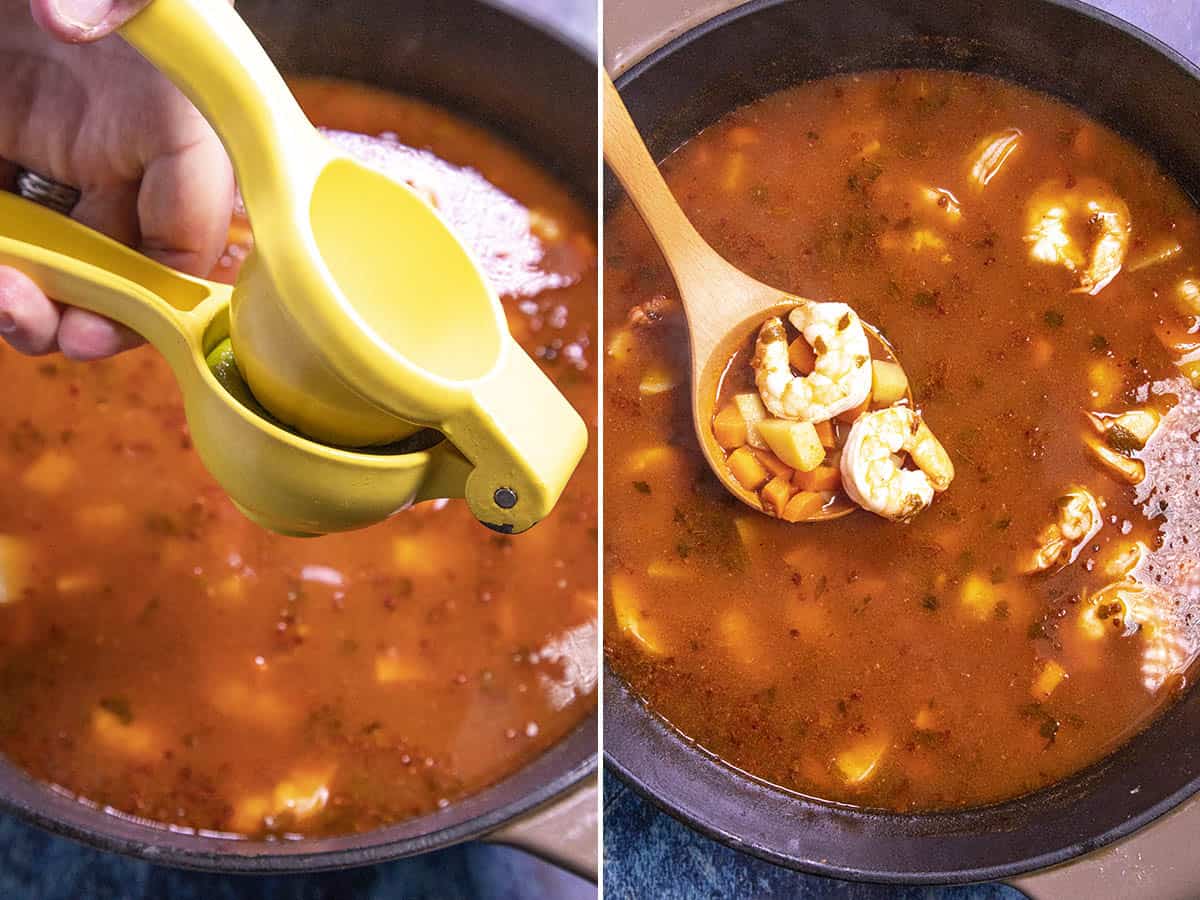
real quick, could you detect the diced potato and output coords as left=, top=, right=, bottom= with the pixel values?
left=834, top=736, right=889, bottom=785
left=21, top=450, right=77, bottom=495
left=913, top=705, right=939, bottom=731
left=639, top=366, right=677, bottom=396
left=392, top=536, right=442, bottom=575
left=870, top=360, right=909, bottom=406
left=761, top=476, right=793, bottom=517
left=625, top=445, right=684, bottom=475
left=1032, top=659, right=1068, bottom=700
left=734, top=517, right=766, bottom=558
left=713, top=404, right=748, bottom=450
left=960, top=573, right=999, bottom=619
left=606, top=328, right=636, bottom=363
left=728, top=446, right=769, bottom=491
left=1088, top=359, right=1124, bottom=407
left=718, top=608, right=758, bottom=668
left=0, top=536, right=31, bottom=606
left=1031, top=338, right=1054, bottom=368
left=91, top=707, right=160, bottom=762
left=610, top=572, right=663, bottom=654
left=374, top=650, right=426, bottom=684
left=782, top=490, right=825, bottom=523
left=814, top=420, right=836, bottom=448
left=230, top=769, right=334, bottom=834
left=55, top=572, right=100, bottom=595
left=793, top=465, right=842, bottom=493
left=727, top=126, right=760, bottom=147
left=1084, top=435, right=1145, bottom=485
left=733, top=393, right=769, bottom=449
left=836, top=398, right=871, bottom=424
left=757, top=419, right=825, bottom=472
left=722, top=152, right=745, bottom=193
left=754, top=448, right=795, bottom=480
left=75, top=503, right=129, bottom=532
left=788, top=336, right=816, bottom=374
left=647, top=559, right=691, bottom=579
left=210, top=680, right=299, bottom=731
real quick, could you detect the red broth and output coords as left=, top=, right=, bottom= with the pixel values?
left=605, top=70, right=1200, bottom=810
left=0, top=79, right=597, bottom=837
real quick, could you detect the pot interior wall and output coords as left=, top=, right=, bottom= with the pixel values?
left=0, top=0, right=597, bottom=873
left=606, top=0, right=1200, bottom=883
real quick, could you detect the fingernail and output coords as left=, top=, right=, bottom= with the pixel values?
left=0, top=312, right=15, bottom=334
left=53, top=0, right=112, bottom=28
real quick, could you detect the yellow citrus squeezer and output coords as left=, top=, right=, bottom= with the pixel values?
left=0, top=0, right=587, bottom=536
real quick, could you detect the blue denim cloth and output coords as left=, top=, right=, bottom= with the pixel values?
left=602, top=778, right=1019, bottom=900
left=0, top=811, right=595, bottom=900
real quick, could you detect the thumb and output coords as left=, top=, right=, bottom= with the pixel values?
left=29, top=0, right=150, bottom=43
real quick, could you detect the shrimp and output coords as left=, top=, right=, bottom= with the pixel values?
left=1025, top=177, right=1131, bottom=295
left=1023, top=486, right=1102, bottom=574
left=752, top=301, right=872, bottom=422
left=840, top=407, right=954, bottom=522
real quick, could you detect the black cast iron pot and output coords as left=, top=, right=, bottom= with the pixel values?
left=605, top=0, right=1200, bottom=885
left=0, top=0, right=597, bottom=874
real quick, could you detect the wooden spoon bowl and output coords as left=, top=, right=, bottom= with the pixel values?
left=603, top=74, right=911, bottom=521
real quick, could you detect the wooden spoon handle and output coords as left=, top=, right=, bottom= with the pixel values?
left=603, top=74, right=751, bottom=350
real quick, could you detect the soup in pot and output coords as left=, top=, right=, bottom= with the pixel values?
left=605, top=70, right=1200, bottom=811
left=0, top=79, right=597, bottom=837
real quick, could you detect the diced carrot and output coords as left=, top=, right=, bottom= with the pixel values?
left=753, top=448, right=795, bottom=481
left=782, top=491, right=824, bottom=522
left=788, top=336, right=816, bottom=374
left=815, top=420, right=836, bottom=448
left=761, top=476, right=793, bottom=517
left=837, top=398, right=871, bottom=423
left=713, top=404, right=748, bottom=450
left=728, top=446, right=769, bottom=491
left=793, top=465, right=841, bottom=493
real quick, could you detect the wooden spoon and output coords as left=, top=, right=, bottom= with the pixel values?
left=603, top=74, right=909, bottom=521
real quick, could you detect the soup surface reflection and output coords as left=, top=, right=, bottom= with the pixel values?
left=0, top=79, right=597, bottom=837
left=605, top=70, right=1200, bottom=810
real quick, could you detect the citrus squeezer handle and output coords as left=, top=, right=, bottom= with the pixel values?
left=0, top=192, right=214, bottom=354
left=442, top=337, right=589, bottom=533
left=118, top=0, right=324, bottom=218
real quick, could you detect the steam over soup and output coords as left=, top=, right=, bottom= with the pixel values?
left=605, top=70, right=1200, bottom=810
left=0, top=79, right=597, bottom=837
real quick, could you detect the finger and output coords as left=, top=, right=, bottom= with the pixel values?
left=71, top=183, right=140, bottom=248
left=138, top=126, right=234, bottom=276
left=58, top=182, right=147, bottom=358
left=29, top=0, right=150, bottom=43
left=57, top=307, right=143, bottom=360
left=0, top=266, right=62, bottom=356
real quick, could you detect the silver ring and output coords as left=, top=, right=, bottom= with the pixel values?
left=14, top=169, right=81, bottom=216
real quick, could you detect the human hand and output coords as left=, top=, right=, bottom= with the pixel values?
left=0, top=0, right=233, bottom=359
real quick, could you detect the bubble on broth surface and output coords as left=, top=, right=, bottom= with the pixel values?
left=1131, top=379, right=1200, bottom=685
left=242, top=129, right=583, bottom=299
